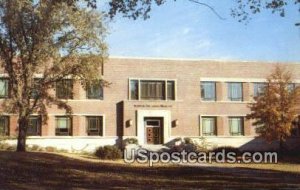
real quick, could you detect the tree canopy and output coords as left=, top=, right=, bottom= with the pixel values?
left=247, top=66, right=300, bottom=151
left=107, top=0, right=300, bottom=26
left=231, top=0, right=300, bottom=24
left=0, top=0, right=107, bottom=151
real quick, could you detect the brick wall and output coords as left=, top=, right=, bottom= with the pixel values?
left=1, top=58, right=300, bottom=143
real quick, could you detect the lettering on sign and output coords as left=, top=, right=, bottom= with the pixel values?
left=133, top=104, right=172, bottom=108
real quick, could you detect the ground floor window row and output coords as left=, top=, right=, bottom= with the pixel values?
left=201, top=116, right=300, bottom=137
left=201, top=116, right=245, bottom=136
left=0, top=116, right=104, bottom=136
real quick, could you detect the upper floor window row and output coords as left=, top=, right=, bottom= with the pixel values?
left=201, top=81, right=243, bottom=101
left=56, top=79, right=103, bottom=100
left=201, top=81, right=299, bottom=102
left=130, top=79, right=175, bottom=101
left=0, top=78, right=103, bottom=100
left=254, top=83, right=299, bottom=97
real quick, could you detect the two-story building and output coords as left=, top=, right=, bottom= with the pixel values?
left=1, top=57, right=300, bottom=152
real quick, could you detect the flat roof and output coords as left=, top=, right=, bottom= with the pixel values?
left=108, top=56, right=300, bottom=65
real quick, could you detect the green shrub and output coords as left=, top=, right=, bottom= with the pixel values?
left=26, top=144, right=41, bottom=151
left=31, top=145, right=40, bottom=151
left=45, top=146, right=57, bottom=152
left=59, top=149, right=69, bottom=153
left=95, top=145, right=122, bottom=160
left=123, top=138, right=138, bottom=148
left=183, top=137, right=193, bottom=144
left=0, top=143, right=16, bottom=151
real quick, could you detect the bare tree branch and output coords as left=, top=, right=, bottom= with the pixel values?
left=188, top=0, right=226, bottom=20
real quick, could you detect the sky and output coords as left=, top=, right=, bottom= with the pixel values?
left=103, top=0, right=300, bottom=62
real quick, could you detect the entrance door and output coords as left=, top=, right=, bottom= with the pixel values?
left=145, top=118, right=162, bottom=144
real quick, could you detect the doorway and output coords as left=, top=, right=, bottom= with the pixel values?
left=144, top=117, right=163, bottom=144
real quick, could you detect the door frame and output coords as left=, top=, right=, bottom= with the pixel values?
left=144, top=118, right=163, bottom=145
left=137, top=110, right=171, bottom=145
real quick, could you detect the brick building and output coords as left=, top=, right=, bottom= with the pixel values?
left=1, top=57, right=300, bottom=151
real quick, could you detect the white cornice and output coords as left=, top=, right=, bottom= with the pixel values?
left=108, top=56, right=300, bottom=65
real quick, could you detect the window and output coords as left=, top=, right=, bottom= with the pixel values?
left=202, top=117, right=216, bottom=136
left=129, top=79, right=176, bottom=101
left=27, top=116, right=41, bottom=136
left=229, top=117, right=244, bottom=136
left=130, top=80, right=139, bottom=100
left=167, top=81, right=175, bottom=100
left=87, top=83, right=103, bottom=99
left=0, top=79, right=9, bottom=98
left=31, top=78, right=41, bottom=99
left=56, top=79, right=73, bottom=99
left=0, top=116, right=9, bottom=136
left=291, top=116, right=300, bottom=137
left=141, top=80, right=165, bottom=100
left=287, top=83, right=295, bottom=92
left=201, top=82, right=216, bottom=101
left=86, top=116, right=103, bottom=136
left=55, top=117, right=72, bottom=136
left=228, top=82, right=243, bottom=101
left=253, top=83, right=267, bottom=97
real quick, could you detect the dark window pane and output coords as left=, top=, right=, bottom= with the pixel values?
left=56, top=80, right=73, bottom=99
left=130, top=80, right=139, bottom=100
left=229, top=117, right=244, bottom=136
left=202, top=117, right=217, bottom=136
left=254, top=83, right=267, bottom=97
left=228, top=82, right=243, bottom=101
left=201, top=82, right=216, bottom=101
left=0, top=116, right=9, bottom=136
left=0, top=79, right=9, bottom=98
left=55, top=117, right=72, bottom=136
left=287, top=83, right=295, bottom=93
left=27, top=116, right=41, bottom=136
left=146, top=120, right=160, bottom=126
left=87, top=116, right=103, bottom=136
left=291, top=116, right=300, bottom=137
left=140, top=80, right=165, bottom=100
left=31, top=78, right=41, bottom=99
left=167, top=81, right=175, bottom=100
left=87, top=83, right=103, bottom=99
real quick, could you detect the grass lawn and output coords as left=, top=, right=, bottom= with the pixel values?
left=0, top=151, right=300, bottom=189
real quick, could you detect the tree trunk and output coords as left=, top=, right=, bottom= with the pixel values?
left=279, top=136, right=284, bottom=153
left=17, top=116, right=29, bottom=152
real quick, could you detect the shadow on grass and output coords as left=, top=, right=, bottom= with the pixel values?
left=0, top=151, right=299, bottom=189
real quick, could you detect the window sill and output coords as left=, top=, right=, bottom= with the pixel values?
left=26, top=136, right=117, bottom=139
left=127, top=99, right=179, bottom=102
left=201, top=100, right=249, bottom=104
left=200, top=135, right=256, bottom=138
left=63, top=99, right=104, bottom=101
left=27, top=135, right=42, bottom=137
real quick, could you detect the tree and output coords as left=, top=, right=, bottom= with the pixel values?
left=246, top=66, right=300, bottom=151
left=0, top=0, right=107, bottom=152
left=231, top=0, right=300, bottom=25
left=107, top=0, right=226, bottom=20
left=108, top=0, right=300, bottom=26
